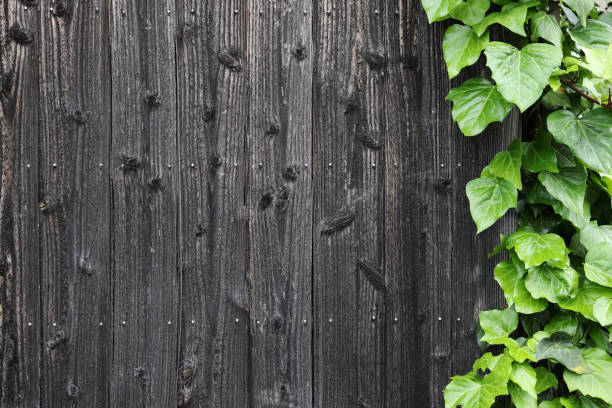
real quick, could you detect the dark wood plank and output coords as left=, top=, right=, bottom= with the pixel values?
left=175, top=1, right=251, bottom=407
left=246, top=1, right=313, bottom=406
left=37, top=1, right=112, bottom=406
left=312, top=1, right=386, bottom=406
left=382, top=1, right=519, bottom=406
left=0, top=3, right=41, bottom=407
left=110, top=1, right=179, bottom=406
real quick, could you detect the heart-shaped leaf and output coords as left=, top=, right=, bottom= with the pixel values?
left=564, top=348, right=612, bottom=404
left=537, top=332, right=590, bottom=374
left=466, top=177, right=517, bottom=233
left=443, top=25, right=489, bottom=79
left=531, top=11, right=563, bottom=46
left=539, top=165, right=588, bottom=218
left=584, top=241, right=612, bottom=288
left=485, top=42, right=562, bottom=112
left=506, top=230, right=568, bottom=268
left=446, top=78, right=514, bottom=136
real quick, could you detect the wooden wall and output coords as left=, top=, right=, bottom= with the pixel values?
left=0, top=0, right=517, bottom=407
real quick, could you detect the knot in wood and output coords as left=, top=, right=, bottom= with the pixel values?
left=147, top=176, right=162, bottom=190
left=259, top=188, right=275, bottom=210
left=53, top=0, right=73, bottom=17
left=265, top=122, right=279, bottom=136
left=203, top=105, right=216, bottom=122
left=144, top=92, right=162, bottom=107
left=211, top=153, right=223, bottom=169
left=71, top=109, right=88, bottom=124
left=344, top=94, right=360, bottom=114
left=79, top=257, right=93, bottom=275
left=66, top=381, right=79, bottom=398
left=121, top=155, right=140, bottom=171
left=292, top=44, right=307, bottom=60
left=8, top=24, right=33, bottom=44
left=364, top=51, right=385, bottom=70
left=46, top=330, right=66, bottom=349
left=218, top=48, right=242, bottom=72
left=282, top=166, right=298, bottom=180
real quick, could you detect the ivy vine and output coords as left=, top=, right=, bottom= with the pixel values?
left=420, top=0, right=612, bottom=406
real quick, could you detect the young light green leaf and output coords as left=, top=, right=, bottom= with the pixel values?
left=510, top=362, right=537, bottom=396
left=539, top=165, right=588, bottom=218
left=564, top=348, right=612, bottom=404
left=494, top=260, right=548, bottom=313
left=534, top=366, right=558, bottom=393
left=487, top=139, right=523, bottom=189
left=473, top=2, right=539, bottom=36
left=580, top=223, right=612, bottom=251
left=473, top=352, right=514, bottom=382
left=444, top=371, right=508, bottom=408
left=525, top=264, right=579, bottom=303
left=506, top=230, right=568, bottom=268
left=446, top=78, right=514, bottom=136
left=559, top=278, right=612, bottom=321
left=449, top=0, right=491, bottom=26
left=479, top=308, right=518, bottom=344
left=443, top=25, right=489, bottom=79
left=570, top=19, right=612, bottom=49
left=583, top=45, right=612, bottom=81
left=421, top=0, right=458, bottom=22
left=537, top=332, right=590, bottom=374
left=530, top=11, right=563, bottom=46
left=508, top=381, right=537, bottom=408
left=466, top=177, right=517, bottom=233
left=522, top=132, right=559, bottom=173
left=593, top=297, right=612, bottom=326
left=561, top=0, right=594, bottom=26
left=485, top=42, right=562, bottom=112
left=547, top=108, right=612, bottom=174
left=584, top=242, right=612, bottom=288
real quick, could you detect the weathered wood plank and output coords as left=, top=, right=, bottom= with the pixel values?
left=312, top=1, right=386, bottom=406
left=38, top=1, right=112, bottom=406
left=175, top=1, right=250, bottom=407
left=246, top=1, right=313, bottom=407
left=110, top=1, right=179, bottom=406
left=0, top=3, right=41, bottom=407
left=382, top=1, right=518, bottom=406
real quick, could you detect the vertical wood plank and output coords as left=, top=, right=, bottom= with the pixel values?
left=382, top=1, right=518, bottom=406
left=175, top=0, right=250, bottom=406
left=38, top=0, right=112, bottom=406
left=246, top=1, right=313, bottom=407
left=0, top=3, right=41, bottom=407
left=110, top=1, right=179, bottom=406
left=312, top=1, right=386, bottom=406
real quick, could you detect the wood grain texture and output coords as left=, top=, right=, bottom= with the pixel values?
left=0, top=1, right=521, bottom=406
left=0, top=3, right=41, bottom=407
left=312, top=1, right=386, bottom=407
left=38, top=1, right=111, bottom=406
left=246, top=1, right=313, bottom=407
left=110, top=0, right=179, bottom=406
left=175, top=0, right=250, bottom=406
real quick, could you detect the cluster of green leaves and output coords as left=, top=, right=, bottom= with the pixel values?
left=420, top=0, right=612, bottom=406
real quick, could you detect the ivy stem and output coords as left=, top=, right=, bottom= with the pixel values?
left=560, top=79, right=612, bottom=109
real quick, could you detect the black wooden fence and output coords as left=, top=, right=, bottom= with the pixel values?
left=0, top=0, right=518, bottom=407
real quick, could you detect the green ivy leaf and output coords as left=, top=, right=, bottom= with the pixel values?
left=522, top=132, right=559, bottom=173
left=544, top=313, right=579, bottom=337
left=473, top=2, right=540, bottom=36
left=559, top=278, right=612, bottom=321
left=444, top=372, right=508, bottom=408
left=561, top=0, right=594, bottom=26
left=547, top=108, right=612, bottom=174
left=583, top=45, right=612, bottom=81
left=510, top=362, right=538, bottom=396
left=534, top=366, right=558, bottom=393
left=525, top=264, right=579, bottom=303
left=593, top=297, right=612, bottom=326
left=506, top=230, right=568, bottom=268
left=560, top=394, right=612, bottom=408
left=473, top=352, right=514, bottom=381
left=541, top=90, right=572, bottom=110
left=570, top=19, right=612, bottom=49
left=508, top=381, right=538, bottom=408
left=485, top=42, right=562, bottom=112
left=539, top=401, right=563, bottom=408
left=580, top=223, right=612, bottom=250
left=539, top=165, right=588, bottom=218
left=466, top=177, right=517, bottom=233
left=450, top=0, right=491, bottom=26
left=564, top=348, right=612, bottom=404
left=537, top=332, right=590, bottom=374
left=486, top=139, right=523, bottom=189
left=495, top=260, right=548, bottom=313
left=443, top=25, right=490, bottom=79
left=422, top=0, right=457, bottom=22
left=584, top=242, right=612, bottom=288
left=480, top=308, right=519, bottom=344
left=531, top=11, right=563, bottom=46
left=446, top=78, right=514, bottom=136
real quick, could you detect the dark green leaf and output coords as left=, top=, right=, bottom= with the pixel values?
left=536, top=332, right=590, bottom=374
left=522, top=132, right=559, bottom=173
left=539, top=165, right=588, bottom=218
